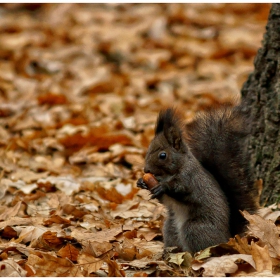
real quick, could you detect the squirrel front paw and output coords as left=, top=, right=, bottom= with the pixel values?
left=136, top=178, right=149, bottom=190
left=137, top=178, right=165, bottom=198
left=151, top=184, right=165, bottom=199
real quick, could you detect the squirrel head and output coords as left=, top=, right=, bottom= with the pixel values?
left=144, top=108, right=189, bottom=178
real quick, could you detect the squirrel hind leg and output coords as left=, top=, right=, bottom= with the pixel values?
left=163, top=213, right=183, bottom=251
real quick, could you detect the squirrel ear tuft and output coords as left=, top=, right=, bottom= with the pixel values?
left=155, top=108, right=184, bottom=150
left=166, top=126, right=181, bottom=150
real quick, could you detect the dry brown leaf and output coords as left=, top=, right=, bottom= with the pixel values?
left=1, top=226, right=18, bottom=239
left=43, top=215, right=71, bottom=226
left=120, top=258, right=172, bottom=271
left=243, top=210, right=280, bottom=258
left=24, top=190, right=46, bottom=202
left=167, top=251, right=193, bottom=267
left=235, top=270, right=278, bottom=277
left=23, top=263, right=36, bottom=277
left=57, top=243, right=80, bottom=262
left=227, top=235, right=252, bottom=254
left=71, top=226, right=123, bottom=244
left=0, top=242, right=38, bottom=258
left=83, top=240, right=113, bottom=257
left=123, top=229, right=137, bottom=239
left=62, top=204, right=88, bottom=219
left=10, top=170, right=49, bottom=184
left=258, top=206, right=280, bottom=223
left=0, top=201, right=22, bottom=221
left=132, top=239, right=164, bottom=260
left=77, top=253, right=103, bottom=275
left=114, top=238, right=138, bottom=261
left=251, top=242, right=272, bottom=272
left=192, top=254, right=256, bottom=277
left=105, top=259, right=125, bottom=277
left=16, top=225, right=47, bottom=244
left=37, top=93, right=68, bottom=106
left=95, top=183, right=124, bottom=204
left=137, top=228, right=160, bottom=242
left=110, top=197, right=157, bottom=219
left=0, top=217, right=44, bottom=229
left=136, top=248, right=154, bottom=260
left=26, top=252, right=84, bottom=276
left=58, top=127, right=134, bottom=152
left=0, top=259, right=27, bottom=277
left=34, top=231, right=64, bottom=250
left=38, top=176, right=80, bottom=196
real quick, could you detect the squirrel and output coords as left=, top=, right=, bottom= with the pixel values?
left=137, top=103, right=259, bottom=254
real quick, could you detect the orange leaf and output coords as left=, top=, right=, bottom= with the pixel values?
left=96, top=185, right=124, bottom=204
left=1, top=226, right=18, bottom=239
left=44, top=215, right=71, bottom=226
left=37, top=93, right=68, bottom=106
left=57, top=243, right=80, bottom=262
left=251, top=242, right=272, bottom=272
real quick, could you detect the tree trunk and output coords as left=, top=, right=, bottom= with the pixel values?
left=241, top=3, right=280, bottom=206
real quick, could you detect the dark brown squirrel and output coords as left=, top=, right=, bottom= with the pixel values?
left=137, top=103, right=259, bottom=254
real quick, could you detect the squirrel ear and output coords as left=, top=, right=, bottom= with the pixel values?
left=156, top=108, right=184, bottom=151
left=165, top=126, right=182, bottom=150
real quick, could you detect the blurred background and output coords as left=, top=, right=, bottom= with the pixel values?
left=0, top=2, right=271, bottom=176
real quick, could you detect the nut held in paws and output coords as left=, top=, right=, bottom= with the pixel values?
left=143, top=173, right=158, bottom=189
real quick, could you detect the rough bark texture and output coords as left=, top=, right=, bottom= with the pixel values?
left=241, top=3, right=280, bottom=206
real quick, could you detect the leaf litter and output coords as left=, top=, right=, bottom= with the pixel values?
left=0, top=3, right=279, bottom=277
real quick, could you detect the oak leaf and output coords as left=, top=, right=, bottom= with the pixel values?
left=243, top=210, right=280, bottom=258
left=192, top=254, right=256, bottom=277
left=251, top=242, right=272, bottom=272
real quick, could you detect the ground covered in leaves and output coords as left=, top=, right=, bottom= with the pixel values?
left=0, top=3, right=279, bottom=277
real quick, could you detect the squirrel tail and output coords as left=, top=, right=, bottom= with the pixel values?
left=185, top=102, right=259, bottom=235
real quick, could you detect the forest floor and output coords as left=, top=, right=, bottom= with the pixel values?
left=0, top=3, right=279, bottom=277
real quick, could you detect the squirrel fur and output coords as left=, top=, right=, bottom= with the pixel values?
left=137, top=103, right=259, bottom=254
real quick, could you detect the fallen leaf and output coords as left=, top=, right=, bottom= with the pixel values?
left=167, top=251, right=193, bottom=267
left=1, top=226, right=18, bottom=239
left=43, top=215, right=71, bottom=226
left=0, top=217, right=45, bottom=230
left=0, top=201, right=22, bottom=221
left=16, top=225, right=47, bottom=243
left=77, top=253, right=103, bottom=275
left=57, top=243, right=80, bottom=262
left=10, top=170, right=49, bottom=184
left=35, top=231, right=64, bottom=250
left=227, top=235, right=252, bottom=254
left=83, top=240, right=113, bottom=257
left=0, top=259, right=27, bottom=277
left=251, top=242, right=272, bottom=272
left=38, top=176, right=80, bottom=196
left=243, top=211, right=280, bottom=258
left=258, top=207, right=280, bottom=223
left=105, top=259, right=125, bottom=277
left=71, top=226, right=123, bottom=244
left=192, top=254, right=256, bottom=277
left=26, top=252, right=84, bottom=276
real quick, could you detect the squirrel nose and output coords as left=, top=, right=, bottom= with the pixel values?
left=144, top=167, right=150, bottom=173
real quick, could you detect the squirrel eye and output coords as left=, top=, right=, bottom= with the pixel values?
left=158, top=152, right=167, bottom=159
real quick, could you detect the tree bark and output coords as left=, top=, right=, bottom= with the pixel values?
left=241, top=3, right=280, bottom=206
